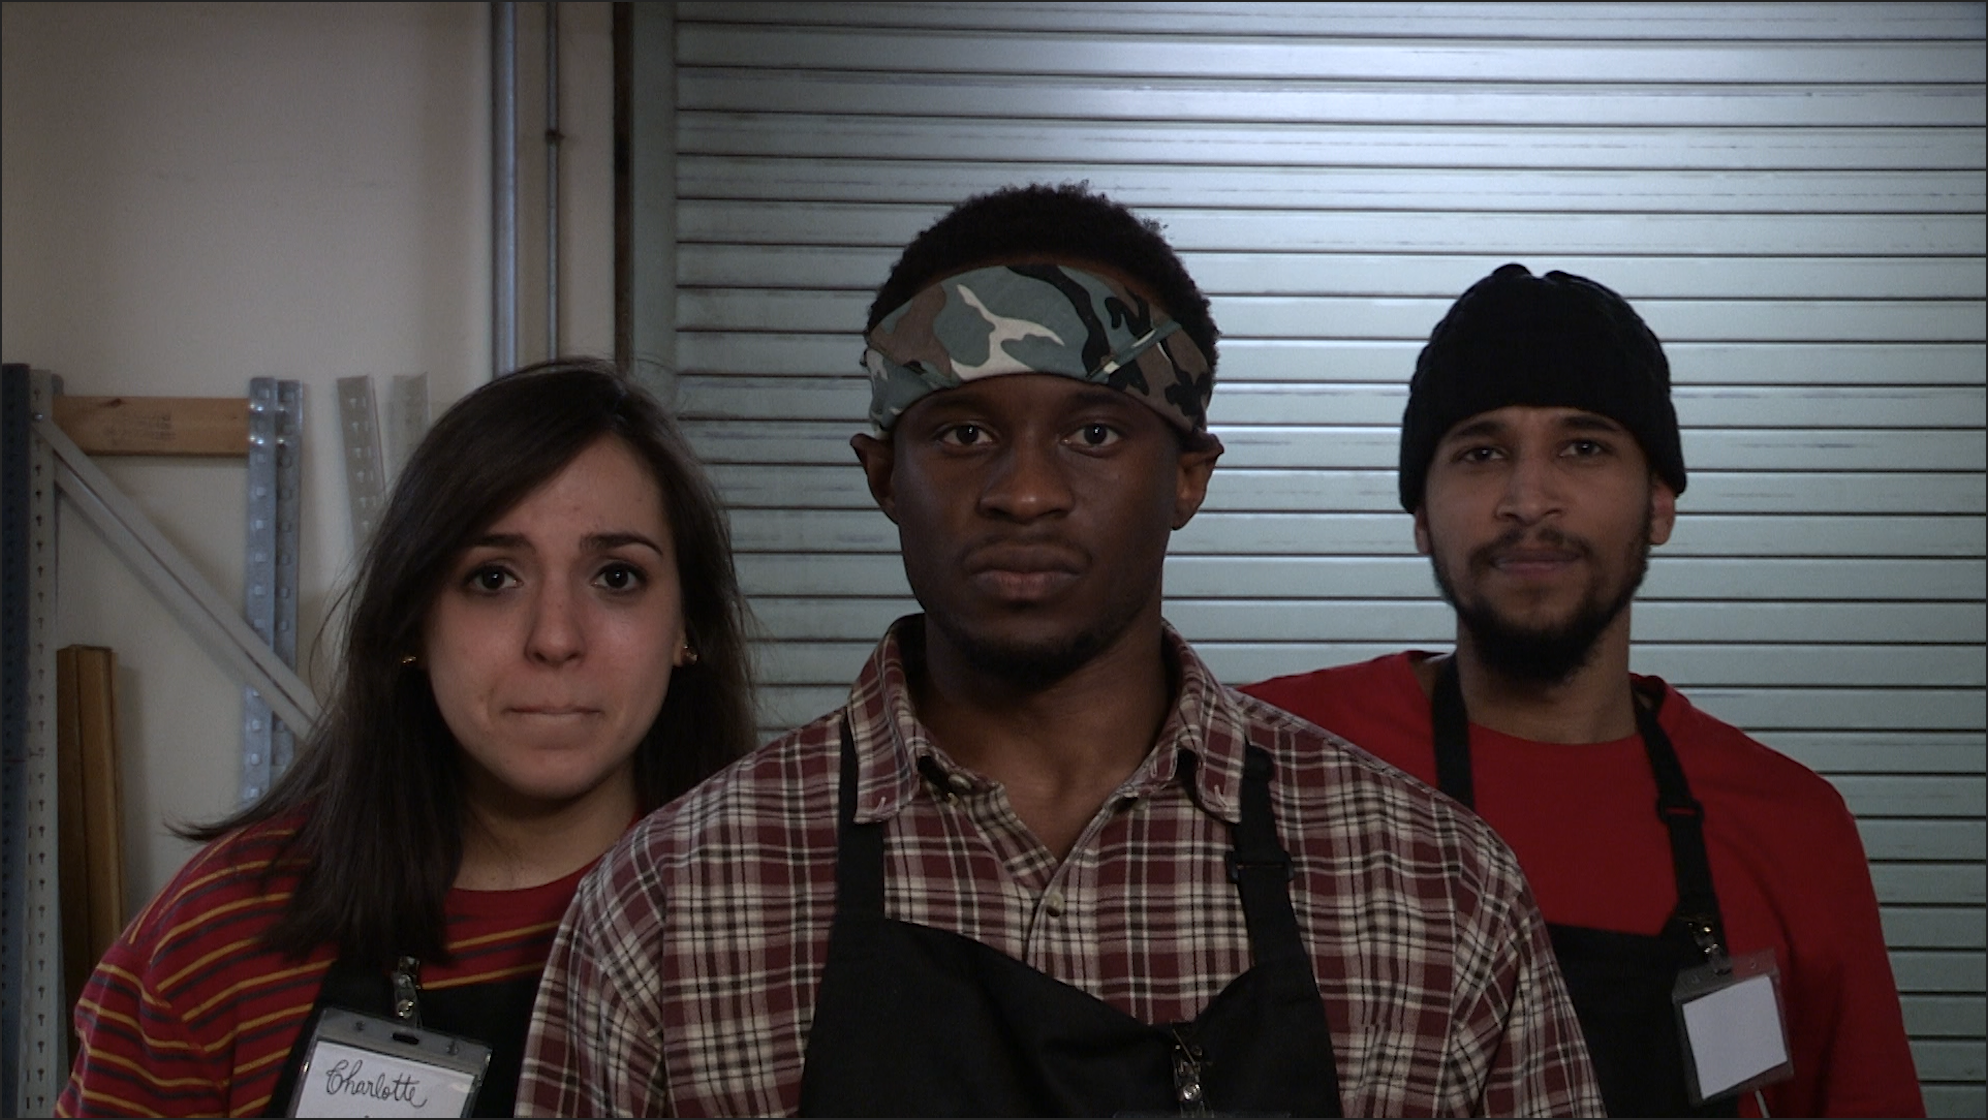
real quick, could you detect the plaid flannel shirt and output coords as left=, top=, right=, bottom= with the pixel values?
left=519, top=618, right=1602, bottom=1117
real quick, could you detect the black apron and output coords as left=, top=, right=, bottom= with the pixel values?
left=264, top=955, right=539, bottom=1117
left=798, top=722, right=1342, bottom=1117
left=1431, top=658, right=1739, bottom=1118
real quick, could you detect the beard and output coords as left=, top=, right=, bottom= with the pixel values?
left=1431, top=516, right=1653, bottom=686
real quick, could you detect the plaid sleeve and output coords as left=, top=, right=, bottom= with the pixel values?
left=519, top=841, right=671, bottom=1118
left=1467, top=876, right=1606, bottom=1118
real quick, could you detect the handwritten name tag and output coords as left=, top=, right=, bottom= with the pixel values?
left=288, top=1010, right=490, bottom=1118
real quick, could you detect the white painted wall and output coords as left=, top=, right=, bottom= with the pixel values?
left=0, top=1, right=615, bottom=909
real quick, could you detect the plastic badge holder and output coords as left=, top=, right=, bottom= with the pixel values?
left=1672, top=947, right=1794, bottom=1106
left=287, top=1008, right=492, bottom=1118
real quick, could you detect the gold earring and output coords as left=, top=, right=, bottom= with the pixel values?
left=399, top=653, right=419, bottom=667
left=680, top=644, right=700, bottom=666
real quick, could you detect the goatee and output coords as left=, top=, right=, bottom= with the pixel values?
left=1433, top=522, right=1650, bottom=686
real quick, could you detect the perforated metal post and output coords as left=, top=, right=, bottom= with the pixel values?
left=2, top=366, right=65, bottom=1114
left=337, top=376, right=387, bottom=549
left=1, top=363, right=28, bottom=1117
left=240, top=379, right=303, bottom=803
left=383, top=373, right=429, bottom=486
left=273, top=382, right=300, bottom=776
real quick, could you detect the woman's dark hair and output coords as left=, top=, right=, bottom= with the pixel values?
left=866, top=181, right=1219, bottom=373
left=184, top=357, right=756, bottom=966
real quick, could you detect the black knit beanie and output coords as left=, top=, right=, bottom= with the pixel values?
left=1398, top=263, right=1687, bottom=512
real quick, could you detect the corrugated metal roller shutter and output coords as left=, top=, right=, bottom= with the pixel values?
left=658, top=3, right=1985, bottom=1112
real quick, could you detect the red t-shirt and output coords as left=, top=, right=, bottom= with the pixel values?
left=1243, top=652, right=1924, bottom=1119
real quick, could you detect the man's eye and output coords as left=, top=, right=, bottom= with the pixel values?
left=1566, top=439, right=1606, bottom=457
left=1072, top=423, right=1122, bottom=448
left=939, top=424, right=987, bottom=446
left=1457, top=446, right=1500, bottom=463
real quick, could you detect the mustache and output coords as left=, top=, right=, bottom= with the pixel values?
left=1468, top=526, right=1595, bottom=571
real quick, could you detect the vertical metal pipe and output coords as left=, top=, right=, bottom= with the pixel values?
left=612, top=3, right=631, bottom=366
left=491, top=1, right=519, bottom=378
left=545, top=0, right=561, bottom=358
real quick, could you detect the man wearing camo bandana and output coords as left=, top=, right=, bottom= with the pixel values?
left=521, top=184, right=1602, bottom=1117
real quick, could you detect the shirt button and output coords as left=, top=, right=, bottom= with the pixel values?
left=1044, top=889, right=1066, bottom=916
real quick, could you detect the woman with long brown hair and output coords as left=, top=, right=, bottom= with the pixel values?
left=59, top=359, right=755, bottom=1117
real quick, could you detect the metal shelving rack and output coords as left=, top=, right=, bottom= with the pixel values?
left=2, top=364, right=60, bottom=1117
left=1, top=365, right=315, bottom=1115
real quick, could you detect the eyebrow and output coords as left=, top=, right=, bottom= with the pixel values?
left=1441, top=411, right=1627, bottom=443
left=934, top=386, right=1147, bottom=433
left=1558, top=413, right=1628, bottom=435
left=469, top=531, right=666, bottom=555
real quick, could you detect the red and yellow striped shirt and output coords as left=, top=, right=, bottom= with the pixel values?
left=58, top=815, right=587, bottom=1118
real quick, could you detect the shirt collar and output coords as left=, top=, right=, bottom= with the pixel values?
left=841, top=615, right=1251, bottom=825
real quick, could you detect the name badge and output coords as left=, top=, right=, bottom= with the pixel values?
left=1671, top=948, right=1794, bottom=1105
left=287, top=1008, right=491, bottom=1118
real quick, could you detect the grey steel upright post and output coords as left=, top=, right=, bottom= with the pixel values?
left=2, top=365, right=64, bottom=1115
left=337, top=376, right=387, bottom=550
left=240, top=378, right=302, bottom=804
left=1, top=363, right=30, bottom=1118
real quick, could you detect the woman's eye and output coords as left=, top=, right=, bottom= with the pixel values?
left=467, top=566, right=516, bottom=592
left=595, top=563, right=644, bottom=592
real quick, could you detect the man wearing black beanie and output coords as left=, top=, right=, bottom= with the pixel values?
left=1245, top=264, right=1923, bottom=1118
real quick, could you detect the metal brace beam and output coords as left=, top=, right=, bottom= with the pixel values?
left=33, top=414, right=319, bottom=734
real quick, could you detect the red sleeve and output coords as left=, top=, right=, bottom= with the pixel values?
left=57, top=843, right=260, bottom=1118
left=56, top=826, right=324, bottom=1118
left=58, top=929, right=225, bottom=1118
left=1755, top=777, right=1925, bottom=1118
left=1239, top=654, right=1443, bottom=786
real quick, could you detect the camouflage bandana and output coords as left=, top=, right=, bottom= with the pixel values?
left=862, top=263, right=1214, bottom=433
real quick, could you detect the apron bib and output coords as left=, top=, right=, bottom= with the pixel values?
left=1432, top=658, right=1739, bottom=1118
left=798, top=722, right=1342, bottom=1117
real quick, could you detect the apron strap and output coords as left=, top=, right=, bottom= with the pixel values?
left=1428, top=658, right=1726, bottom=949
left=1635, top=691, right=1727, bottom=951
left=1227, top=746, right=1310, bottom=968
left=262, top=956, right=392, bottom=1116
left=835, top=718, right=886, bottom=919
left=1431, top=657, right=1476, bottom=809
